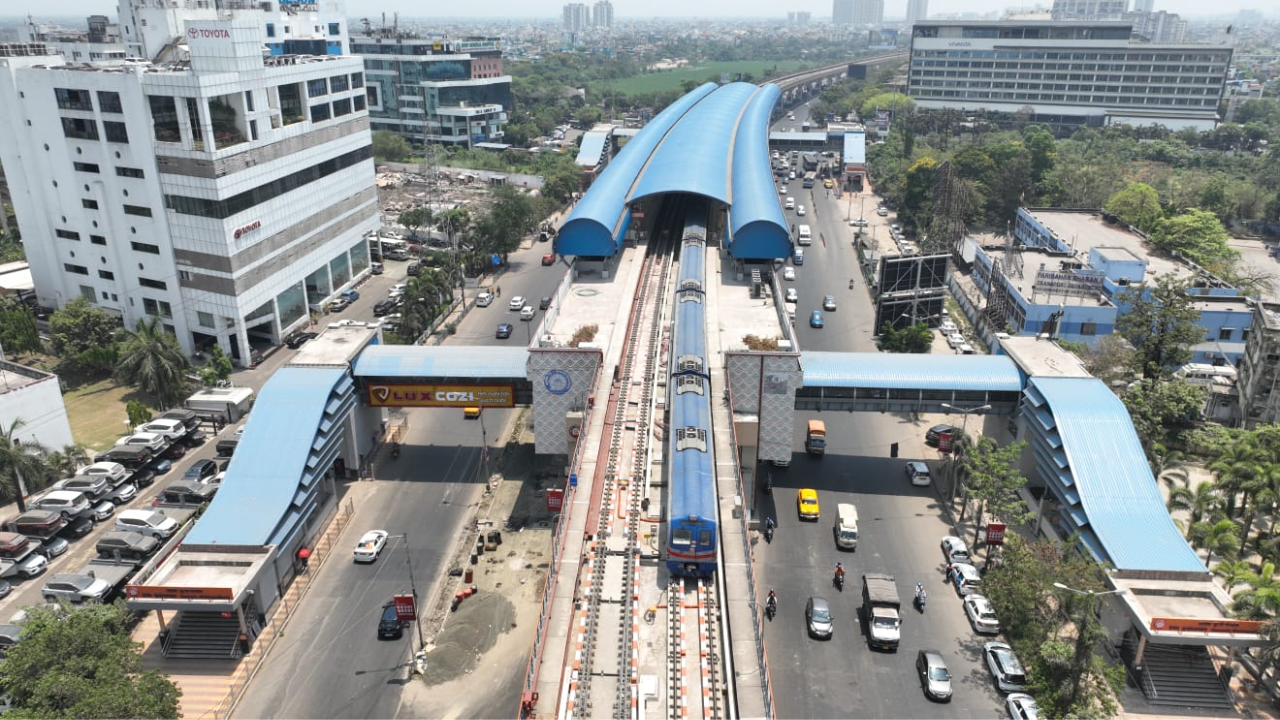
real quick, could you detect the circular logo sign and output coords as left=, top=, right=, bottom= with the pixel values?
left=187, top=28, right=198, bottom=38
left=544, top=369, right=572, bottom=396
left=569, top=425, right=581, bottom=438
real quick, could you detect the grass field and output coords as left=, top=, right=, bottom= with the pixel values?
left=592, top=61, right=808, bottom=96
left=63, top=378, right=147, bottom=453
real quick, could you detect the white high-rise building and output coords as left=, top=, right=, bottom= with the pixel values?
left=0, top=19, right=378, bottom=365
left=1133, top=0, right=1154, bottom=11
left=852, top=0, right=885, bottom=25
left=118, top=0, right=349, bottom=63
left=906, top=0, right=929, bottom=26
left=563, top=3, right=590, bottom=32
left=833, top=0, right=854, bottom=25
left=592, top=0, right=614, bottom=29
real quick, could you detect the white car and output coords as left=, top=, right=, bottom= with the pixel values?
left=509, top=296, right=526, bottom=311
left=476, top=292, right=494, bottom=307
left=353, top=529, right=389, bottom=563
left=783, top=267, right=795, bottom=281
left=984, top=642, right=1028, bottom=693
left=964, top=594, right=1001, bottom=634
left=957, top=343, right=975, bottom=355
left=138, top=419, right=188, bottom=442
left=388, top=283, right=407, bottom=298
left=780, top=185, right=788, bottom=195
left=76, top=462, right=128, bottom=484
left=877, top=207, right=890, bottom=217
left=1006, top=693, right=1039, bottom=719
left=520, top=306, right=535, bottom=321
left=822, top=295, right=836, bottom=311
left=784, top=197, right=795, bottom=210
left=785, top=288, right=798, bottom=304
left=941, top=536, right=972, bottom=564
left=946, top=333, right=965, bottom=348
left=950, top=562, right=983, bottom=596
left=850, top=218, right=868, bottom=227
left=906, top=461, right=931, bottom=486
left=117, top=433, right=167, bottom=453
left=796, top=205, right=806, bottom=216
left=939, top=320, right=958, bottom=335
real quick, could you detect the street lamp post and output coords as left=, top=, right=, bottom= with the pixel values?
left=1054, top=582, right=1124, bottom=708
left=476, top=403, right=489, bottom=483
left=391, top=533, right=425, bottom=649
left=939, top=403, right=991, bottom=503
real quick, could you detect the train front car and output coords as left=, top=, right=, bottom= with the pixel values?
left=666, top=204, right=719, bottom=578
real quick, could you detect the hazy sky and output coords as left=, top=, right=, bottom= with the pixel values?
left=15, top=0, right=1269, bottom=20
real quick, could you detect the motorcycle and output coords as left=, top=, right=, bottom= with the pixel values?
left=765, top=598, right=777, bottom=621
left=915, top=589, right=927, bottom=612
left=764, top=523, right=774, bottom=543
left=835, top=572, right=845, bottom=592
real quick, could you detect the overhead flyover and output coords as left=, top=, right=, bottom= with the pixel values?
left=794, top=352, right=1025, bottom=413
left=555, top=82, right=790, bottom=260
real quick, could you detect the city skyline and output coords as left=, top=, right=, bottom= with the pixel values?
left=8, top=0, right=1270, bottom=20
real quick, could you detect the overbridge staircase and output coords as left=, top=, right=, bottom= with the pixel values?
left=163, top=611, right=242, bottom=660
left=1121, top=635, right=1233, bottom=710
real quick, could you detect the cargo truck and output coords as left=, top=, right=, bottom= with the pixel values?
left=862, top=573, right=902, bottom=651
left=805, top=420, right=826, bottom=455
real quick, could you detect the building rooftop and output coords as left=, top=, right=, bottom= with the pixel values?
left=0, top=360, right=56, bottom=394
left=998, top=336, right=1093, bottom=378
left=1025, top=210, right=1188, bottom=281
left=290, top=325, right=379, bottom=368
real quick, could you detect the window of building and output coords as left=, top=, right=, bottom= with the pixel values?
left=1080, top=322, right=1097, bottom=336
left=148, top=95, right=180, bottom=142
left=131, top=241, right=160, bottom=254
left=250, top=119, right=258, bottom=141
left=142, top=297, right=159, bottom=315
left=353, top=95, right=365, bottom=112
left=90, top=234, right=106, bottom=245
left=56, top=229, right=81, bottom=240
left=198, top=311, right=215, bottom=328
left=328, top=22, right=340, bottom=35
left=116, top=167, right=145, bottom=179
left=278, top=83, right=304, bottom=125
left=98, top=269, right=115, bottom=280
left=266, top=22, right=275, bottom=37
left=163, top=145, right=372, bottom=219
left=82, top=199, right=99, bottom=210
left=160, top=300, right=173, bottom=318
left=330, top=75, right=348, bottom=92
left=97, top=91, right=123, bottom=114
left=104, top=121, right=129, bottom=144
left=65, top=263, right=89, bottom=275
left=61, top=117, right=99, bottom=141
left=351, top=72, right=363, bottom=88
left=79, top=285, right=96, bottom=302
left=307, top=78, right=328, bottom=98
left=1219, top=327, right=1234, bottom=341
left=138, top=277, right=167, bottom=290
left=72, top=162, right=100, bottom=174
left=332, top=98, right=351, bottom=117
left=310, top=103, right=331, bottom=122
left=123, top=204, right=153, bottom=217
left=55, top=88, right=93, bottom=111
left=244, top=90, right=255, bottom=112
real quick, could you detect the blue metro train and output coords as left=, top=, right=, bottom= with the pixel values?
left=665, top=201, right=719, bottom=578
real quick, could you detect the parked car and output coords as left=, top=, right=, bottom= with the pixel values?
left=945, top=333, right=965, bottom=348
left=877, top=207, right=890, bottom=217
left=182, top=459, right=218, bottom=483
left=75, top=462, right=127, bottom=484
left=941, top=536, right=972, bottom=564
left=496, top=324, right=514, bottom=340
left=539, top=297, right=552, bottom=310
left=353, top=530, right=389, bottom=563
left=42, top=573, right=112, bottom=604
left=138, top=419, right=188, bottom=442
left=378, top=602, right=404, bottom=639
left=90, top=500, right=116, bottom=522
left=115, top=509, right=178, bottom=539
left=1006, top=693, right=1039, bottom=719
left=925, top=424, right=959, bottom=447
left=33, top=491, right=90, bottom=520
left=327, top=297, right=350, bottom=312
left=984, top=641, right=1028, bottom=692
left=406, top=262, right=422, bottom=276
left=117, top=433, right=167, bottom=454
left=373, top=299, right=398, bottom=316
left=31, top=536, right=68, bottom=560
left=106, top=482, right=138, bottom=505
left=964, top=594, right=1001, bottom=634
left=58, top=516, right=93, bottom=540
left=369, top=262, right=383, bottom=275
left=285, top=331, right=317, bottom=349
left=183, top=429, right=208, bottom=448
left=154, top=481, right=217, bottom=507
left=476, top=292, right=495, bottom=308
left=149, top=459, right=172, bottom=475
left=57, top=475, right=108, bottom=501
left=541, top=253, right=555, bottom=266
left=917, top=649, right=953, bottom=701
left=163, top=443, right=187, bottom=460
left=805, top=596, right=834, bottom=639
left=906, top=461, right=931, bottom=486
left=96, top=531, right=160, bottom=561
left=949, top=562, right=983, bottom=596
left=339, top=289, right=359, bottom=302
left=131, top=468, right=156, bottom=488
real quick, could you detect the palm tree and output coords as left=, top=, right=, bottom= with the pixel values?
left=1248, top=463, right=1280, bottom=553
left=1214, top=558, right=1254, bottom=595
left=43, top=443, right=89, bottom=481
left=0, top=418, right=48, bottom=512
left=1210, top=438, right=1266, bottom=520
left=435, top=207, right=471, bottom=250
left=114, top=317, right=190, bottom=409
left=1189, top=518, right=1242, bottom=568
left=1232, top=562, right=1280, bottom=620
left=1166, top=481, right=1224, bottom=528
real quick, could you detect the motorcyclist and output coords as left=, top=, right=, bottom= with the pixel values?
left=835, top=562, right=846, bottom=580
left=766, top=589, right=778, bottom=609
left=765, top=517, right=776, bottom=533
left=916, top=582, right=927, bottom=605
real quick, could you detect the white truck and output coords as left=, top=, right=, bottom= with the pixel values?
left=186, top=386, right=255, bottom=424
left=862, top=573, right=902, bottom=651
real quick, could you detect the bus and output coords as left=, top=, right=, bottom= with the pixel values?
left=802, top=171, right=817, bottom=189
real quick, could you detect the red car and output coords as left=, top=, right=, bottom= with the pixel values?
left=541, top=253, right=555, bottom=266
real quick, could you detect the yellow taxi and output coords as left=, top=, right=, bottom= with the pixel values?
left=823, top=178, right=834, bottom=189
left=797, top=488, right=820, bottom=521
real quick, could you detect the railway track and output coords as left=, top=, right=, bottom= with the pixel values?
left=667, top=577, right=725, bottom=720
left=566, top=243, right=673, bottom=720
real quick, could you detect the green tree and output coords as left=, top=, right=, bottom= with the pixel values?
left=1166, top=480, right=1223, bottom=528
left=114, top=318, right=189, bottom=410
left=0, top=602, right=182, bottom=719
left=875, top=323, right=932, bottom=353
left=0, top=298, right=40, bottom=355
left=1214, top=558, right=1254, bottom=595
left=398, top=206, right=431, bottom=240
left=125, top=401, right=152, bottom=430
left=197, top=345, right=233, bottom=387
left=370, top=130, right=412, bottom=162
left=435, top=207, right=471, bottom=248
left=1150, top=208, right=1238, bottom=269
left=1209, top=436, right=1267, bottom=520
left=899, top=157, right=939, bottom=231
left=1076, top=333, right=1137, bottom=391
left=43, top=444, right=90, bottom=482
left=961, top=437, right=1032, bottom=549
left=1121, top=377, right=1207, bottom=454
left=1231, top=562, right=1280, bottom=619
left=47, top=298, right=120, bottom=375
left=858, top=92, right=914, bottom=122
left=0, top=418, right=47, bottom=511
left=1022, top=124, right=1057, bottom=188
left=1188, top=517, right=1241, bottom=568
left=1114, top=276, right=1204, bottom=379
left=1104, top=182, right=1163, bottom=234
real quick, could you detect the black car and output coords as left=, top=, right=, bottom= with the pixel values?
left=183, top=429, right=208, bottom=448
left=378, top=602, right=404, bottom=639
left=285, top=331, right=317, bottom=349
left=131, top=468, right=157, bottom=488
left=406, top=262, right=422, bottom=277
left=539, top=296, right=552, bottom=310
left=182, top=459, right=218, bottom=483
left=370, top=262, right=384, bottom=275
left=373, top=299, right=398, bottom=316
left=924, top=424, right=959, bottom=447
left=58, top=516, right=94, bottom=540
left=496, top=324, right=513, bottom=339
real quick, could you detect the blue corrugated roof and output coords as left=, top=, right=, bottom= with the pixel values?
left=729, top=84, right=791, bottom=259
left=353, top=345, right=528, bottom=378
left=575, top=131, right=609, bottom=167
left=801, top=352, right=1024, bottom=392
left=842, top=131, right=866, bottom=165
left=185, top=367, right=347, bottom=545
left=631, top=83, right=759, bottom=203
left=1030, top=377, right=1205, bottom=573
left=557, top=83, right=717, bottom=257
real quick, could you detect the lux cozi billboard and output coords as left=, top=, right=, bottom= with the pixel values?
left=366, top=384, right=514, bottom=408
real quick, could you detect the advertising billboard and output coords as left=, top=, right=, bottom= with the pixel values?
left=365, top=384, right=515, bottom=408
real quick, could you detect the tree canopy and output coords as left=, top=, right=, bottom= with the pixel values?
left=876, top=322, right=932, bottom=353
left=1113, top=275, right=1205, bottom=379
left=114, top=317, right=189, bottom=409
left=1150, top=208, right=1238, bottom=270
left=47, top=298, right=120, bottom=375
left=1104, top=182, right=1163, bottom=234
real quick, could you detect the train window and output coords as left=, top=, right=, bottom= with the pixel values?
left=676, top=375, right=704, bottom=395
left=672, top=529, right=692, bottom=546
left=698, top=530, right=712, bottom=546
left=676, top=427, right=708, bottom=452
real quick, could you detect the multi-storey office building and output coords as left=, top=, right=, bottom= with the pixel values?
left=852, top=0, right=884, bottom=25
left=907, top=20, right=1232, bottom=131
left=905, top=0, right=929, bottom=27
left=592, top=1, right=614, bottom=29
left=563, top=3, right=590, bottom=33
left=119, top=0, right=349, bottom=61
left=1051, top=0, right=1129, bottom=20
left=1238, top=303, right=1280, bottom=428
left=353, top=34, right=511, bottom=147
left=0, top=21, right=378, bottom=365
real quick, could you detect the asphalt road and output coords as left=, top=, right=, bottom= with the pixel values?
left=759, top=155, right=1009, bottom=718
left=233, top=235, right=565, bottom=718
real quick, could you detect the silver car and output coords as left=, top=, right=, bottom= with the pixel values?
left=917, top=649, right=953, bottom=701
left=984, top=641, right=1028, bottom=693
left=805, top=596, right=833, bottom=639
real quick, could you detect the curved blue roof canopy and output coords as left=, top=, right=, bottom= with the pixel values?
left=556, top=83, right=718, bottom=257
left=729, top=84, right=791, bottom=259
left=630, top=83, right=759, bottom=204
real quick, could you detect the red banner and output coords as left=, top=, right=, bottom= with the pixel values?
left=938, top=432, right=953, bottom=454
left=1150, top=617, right=1263, bottom=634
left=546, top=488, right=565, bottom=513
left=394, top=593, right=417, bottom=621
left=985, top=523, right=1007, bottom=546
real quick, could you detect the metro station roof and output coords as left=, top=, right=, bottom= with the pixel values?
left=801, top=352, right=1025, bottom=392
left=352, top=345, right=529, bottom=379
left=556, top=82, right=790, bottom=260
